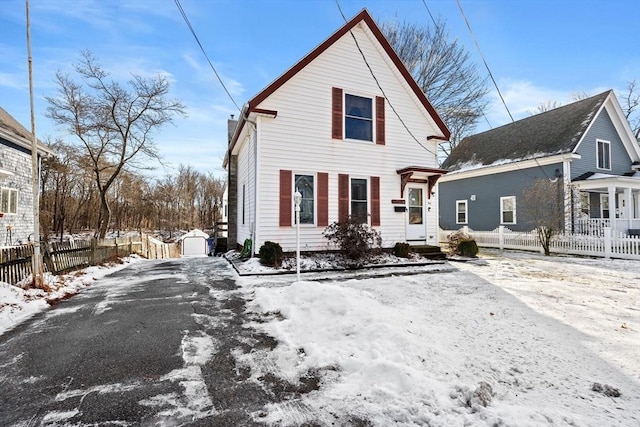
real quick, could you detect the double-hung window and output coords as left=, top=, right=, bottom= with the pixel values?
left=350, top=178, right=368, bottom=222
left=596, top=139, right=611, bottom=170
left=600, top=194, right=610, bottom=219
left=345, top=94, right=373, bottom=141
left=500, top=196, right=516, bottom=224
left=0, top=188, right=18, bottom=214
left=295, top=174, right=315, bottom=224
left=456, top=200, right=468, bottom=224
left=579, top=192, right=590, bottom=216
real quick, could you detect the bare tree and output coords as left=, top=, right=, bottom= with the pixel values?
left=522, top=178, right=565, bottom=256
left=528, top=100, right=563, bottom=115
left=620, top=79, right=640, bottom=139
left=46, top=51, right=185, bottom=238
left=380, top=18, right=489, bottom=158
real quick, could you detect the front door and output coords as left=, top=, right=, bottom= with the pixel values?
left=406, top=186, right=426, bottom=243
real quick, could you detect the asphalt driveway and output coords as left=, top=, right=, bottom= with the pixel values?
left=0, top=257, right=312, bottom=426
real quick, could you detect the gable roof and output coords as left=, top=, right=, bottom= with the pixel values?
left=442, top=90, right=611, bottom=171
left=0, top=106, right=52, bottom=155
left=226, top=8, right=450, bottom=160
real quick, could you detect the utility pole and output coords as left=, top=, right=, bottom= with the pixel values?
left=26, top=0, right=43, bottom=287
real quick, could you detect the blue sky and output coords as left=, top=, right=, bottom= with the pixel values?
left=1, top=0, right=638, bottom=178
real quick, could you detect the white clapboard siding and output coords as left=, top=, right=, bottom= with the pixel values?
left=236, top=21, right=444, bottom=252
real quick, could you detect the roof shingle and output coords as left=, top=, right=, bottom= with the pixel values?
left=442, top=90, right=611, bottom=171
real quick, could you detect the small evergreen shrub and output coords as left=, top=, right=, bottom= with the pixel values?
left=447, top=230, right=478, bottom=257
left=258, top=241, right=283, bottom=268
left=393, top=242, right=411, bottom=258
left=457, top=239, right=479, bottom=257
left=323, top=216, right=382, bottom=263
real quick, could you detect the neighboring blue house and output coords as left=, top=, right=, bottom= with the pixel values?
left=0, top=107, right=51, bottom=246
left=438, top=90, right=640, bottom=235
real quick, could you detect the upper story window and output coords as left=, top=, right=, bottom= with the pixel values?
left=345, top=94, right=373, bottom=141
left=500, top=196, right=516, bottom=224
left=456, top=200, right=468, bottom=224
left=596, top=139, right=611, bottom=170
left=1, top=188, right=18, bottom=214
left=295, top=174, right=315, bottom=225
left=332, top=88, right=385, bottom=144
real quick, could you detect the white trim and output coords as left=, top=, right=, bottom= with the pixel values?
left=343, top=90, right=376, bottom=143
left=500, top=196, right=517, bottom=225
left=0, top=128, right=53, bottom=156
left=0, top=187, right=18, bottom=214
left=573, top=93, right=640, bottom=162
left=349, top=176, right=370, bottom=224
left=456, top=199, right=468, bottom=224
left=293, top=172, right=317, bottom=226
left=600, top=193, right=610, bottom=219
left=439, top=153, right=580, bottom=181
left=596, top=139, right=611, bottom=170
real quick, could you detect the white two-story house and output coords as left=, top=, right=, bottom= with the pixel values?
left=223, top=9, right=450, bottom=255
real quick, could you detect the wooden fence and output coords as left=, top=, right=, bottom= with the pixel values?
left=440, top=226, right=640, bottom=261
left=0, top=234, right=179, bottom=286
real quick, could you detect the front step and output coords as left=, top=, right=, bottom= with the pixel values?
left=410, top=245, right=447, bottom=260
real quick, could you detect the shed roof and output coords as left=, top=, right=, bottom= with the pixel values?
left=0, top=106, right=52, bottom=155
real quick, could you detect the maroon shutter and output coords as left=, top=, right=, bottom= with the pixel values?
left=332, top=87, right=343, bottom=140
left=375, top=96, right=385, bottom=145
left=317, top=172, right=329, bottom=227
left=338, top=173, right=349, bottom=222
left=371, top=176, right=380, bottom=226
left=279, top=170, right=292, bottom=226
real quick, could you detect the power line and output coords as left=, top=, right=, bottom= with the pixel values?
left=334, top=0, right=437, bottom=157
left=421, top=0, right=493, bottom=130
left=455, top=0, right=553, bottom=181
left=455, top=0, right=513, bottom=123
left=173, top=0, right=242, bottom=113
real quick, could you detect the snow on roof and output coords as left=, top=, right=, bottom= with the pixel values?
left=177, top=229, right=210, bottom=240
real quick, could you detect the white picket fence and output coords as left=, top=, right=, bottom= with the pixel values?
left=440, top=226, right=640, bottom=260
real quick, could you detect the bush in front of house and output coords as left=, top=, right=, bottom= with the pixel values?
left=393, top=242, right=411, bottom=258
left=259, top=241, right=283, bottom=268
left=447, top=230, right=478, bottom=257
left=323, top=216, right=382, bottom=263
left=457, top=239, right=479, bottom=257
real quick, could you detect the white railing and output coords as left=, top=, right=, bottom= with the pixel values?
left=574, top=218, right=640, bottom=236
left=441, top=226, right=640, bottom=260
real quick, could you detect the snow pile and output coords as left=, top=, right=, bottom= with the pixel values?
left=244, top=254, right=640, bottom=425
left=0, top=255, right=142, bottom=336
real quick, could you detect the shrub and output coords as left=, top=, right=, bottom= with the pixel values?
left=393, top=242, right=411, bottom=258
left=258, top=241, right=283, bottom=268
left=457, top=239, right=479, bottom=257
left=323, top=216, right=382, bottom=263
left=447, top=230, right=478, bottom=257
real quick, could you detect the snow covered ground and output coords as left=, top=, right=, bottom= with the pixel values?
left=238, top=251, right=640, bottom=426
left=0, top=255, right=142, bottom=336
left=2, top=250, right=639, bottom=425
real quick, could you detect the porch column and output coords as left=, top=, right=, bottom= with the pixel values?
left=608, top=185, right=616, bottom=234
left=624, top=187, right=632, bottom=232
left=635, top=190, right=640, bottom=220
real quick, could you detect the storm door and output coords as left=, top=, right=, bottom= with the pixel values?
left=406, top=186, right=426, bottom=243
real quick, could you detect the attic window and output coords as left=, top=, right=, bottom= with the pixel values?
left=596, top=139, right=611, bottom=170
left=345, top=94, right=373, bottom=141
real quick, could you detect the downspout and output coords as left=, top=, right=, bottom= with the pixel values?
left=252, top=122, right=258, bottom=256
left=563, top=159, right=572, bottom=233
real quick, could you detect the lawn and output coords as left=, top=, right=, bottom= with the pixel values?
left=237, top=250, right=640, bottom=426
